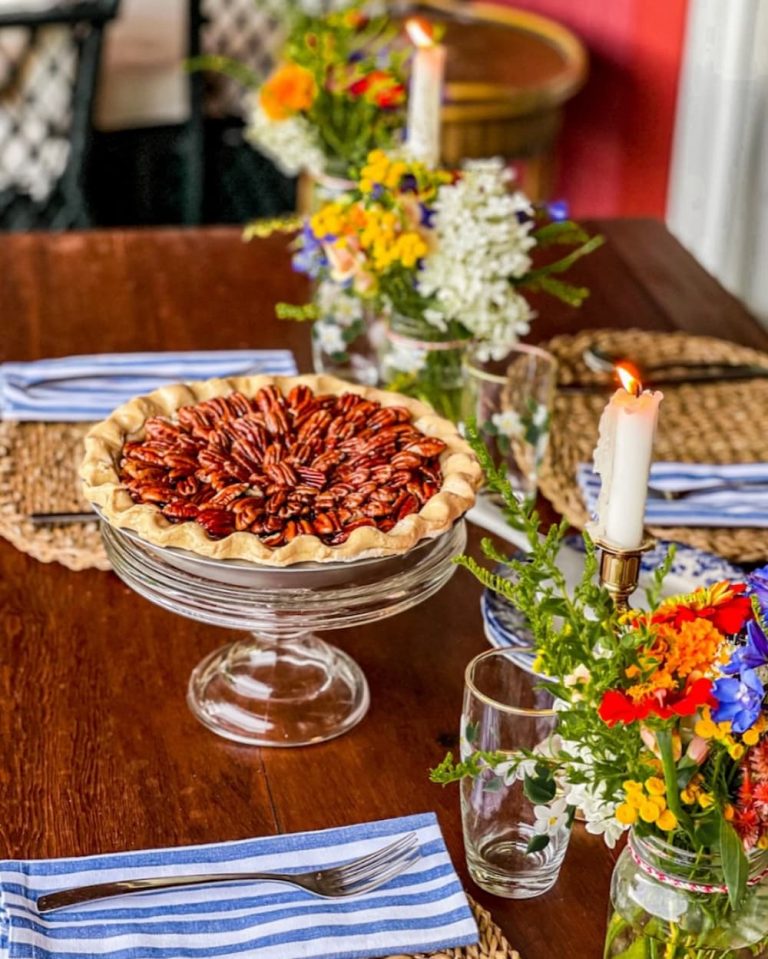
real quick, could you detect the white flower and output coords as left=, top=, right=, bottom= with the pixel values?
left=491, top=409, right=523, bottom=439
left=416, top=157, right=536, bottom=354
left=561, top=771, right=627, bottom=849
left=585, top=814, right=626, bottom=849
left=246, top=101, right=325, bottom=177
left=532, top=403, right=549, bottom=430
left=315, top=282, right=364, bottom=327
left=491, top=760, right=518, bottom=785
left=564, top=664, right=592, bottom=687
left=314, top=321, right=347, bottom=355
left=384, top=341, right=427, bottom=376
left=533, top=797, right=569, bottom=836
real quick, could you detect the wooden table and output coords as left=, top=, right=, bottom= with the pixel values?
left=2, top=220, right=767, bottom=958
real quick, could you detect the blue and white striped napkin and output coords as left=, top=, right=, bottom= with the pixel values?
left=0, top=813, right=477, bottom=959
left=0, top=350, right=298, bottom=422
left=578, top=462, right=768, bottom=528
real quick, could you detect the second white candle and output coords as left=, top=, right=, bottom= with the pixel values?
left=589, top=384, right=663, bottom=550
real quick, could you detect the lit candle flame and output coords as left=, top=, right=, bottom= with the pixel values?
left=406, top=17, right=435, bottom=48
left=616, top=364, right=642, bottom=397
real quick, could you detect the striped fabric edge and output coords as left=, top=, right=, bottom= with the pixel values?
left=578, top=465, right=768, bottom=529
left=1, top=351, right=298, bottom=377
left=0, top=352, right=298, bottom=422
left=0, top=814, right=478, bottom=959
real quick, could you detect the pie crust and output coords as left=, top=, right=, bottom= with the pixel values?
left=80, top=373, right=481, bottom=566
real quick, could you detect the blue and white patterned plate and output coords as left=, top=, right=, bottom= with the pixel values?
left=481, top=538, right=742, bottom=650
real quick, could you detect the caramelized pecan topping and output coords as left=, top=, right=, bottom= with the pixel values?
left=119, top=385, right=447, bottom=546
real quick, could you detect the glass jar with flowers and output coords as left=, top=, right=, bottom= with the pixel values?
left=211, top=0, right=408, bottom=193
left=283, top=151, right=603, bottom=419
left=433, top=430, right=768, bottom=957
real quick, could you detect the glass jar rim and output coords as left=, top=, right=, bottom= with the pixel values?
left=464, top=647, right=557, bottom=717
left=463, top=343, right=558, bottom=384
left=631, top=829, right=768, bottom=874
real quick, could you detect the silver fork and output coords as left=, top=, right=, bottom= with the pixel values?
left=37, top=833, right=421, bottom=915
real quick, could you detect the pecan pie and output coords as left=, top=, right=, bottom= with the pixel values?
left=80, top=374, right=481, bottom=566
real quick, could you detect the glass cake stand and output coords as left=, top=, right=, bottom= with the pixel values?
left=100, top=519, right=466, bottom=747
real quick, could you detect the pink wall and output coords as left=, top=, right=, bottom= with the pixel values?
left=498, top=0, right=690, bottom=218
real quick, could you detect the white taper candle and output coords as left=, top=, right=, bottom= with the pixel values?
left=587, top=367, right=663, bottom=550
left=405, top=18, right=446, bottom=168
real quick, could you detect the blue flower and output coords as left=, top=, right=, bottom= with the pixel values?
left=723, top=620, right=768, bottom=675
left=712, top=668, right=765, bottom=733
left=749, top=564, right=768, bottom=614
left=400, top=173, right=418, bottom=194
left=545, top=199, right=570, bottom=221
left=419, top=203, right=435, bottom=228
left=291, top=233, right=327, bottom=277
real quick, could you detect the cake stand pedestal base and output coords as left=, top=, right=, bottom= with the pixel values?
left=187, top=633, right=370, bottom=747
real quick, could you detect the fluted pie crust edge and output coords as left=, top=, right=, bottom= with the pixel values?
left=79, top=374, right=482, bottom=566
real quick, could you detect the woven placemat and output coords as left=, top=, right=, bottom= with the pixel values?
left=0, top=420, right=108, bottom=571
left=386, top=897, right=520, bottom=959
left=538, top=328, right=768, bottom=563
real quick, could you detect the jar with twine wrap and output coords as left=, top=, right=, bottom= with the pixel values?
left=378, top=311, right=471, bottom=422
left=604, top=831, right=768, bottom=958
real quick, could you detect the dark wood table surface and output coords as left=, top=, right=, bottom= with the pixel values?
left=2, top=220, right=767, bottom=958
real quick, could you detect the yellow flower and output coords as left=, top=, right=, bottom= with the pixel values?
left=743, top=727, right=761, bottom=746
left=759, top=835, right=768, bottom=850
left=657, top=809, right=678, bottom=831
left=639, top=800, right=662, bottom=824
left=680, top=784, right=700, bottom=805
left=698, top=792, right=715, bottom=809
left=616, top=803, right=638, bottom=825
left=645, top=777, right=666, bottom=797
left=623, top=780, right=644, bottom=796
left=728, top=743, right=746, bottom=761
left=724, top=803, right=735, bottom=821
left=694, top=714, right=718, bottom=739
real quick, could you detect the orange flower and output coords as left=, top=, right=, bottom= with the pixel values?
left=260, top=63, right=317, bottom=121
left=629, top=582, right=752, bottom=635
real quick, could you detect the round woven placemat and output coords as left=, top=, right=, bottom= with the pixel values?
left=386, top=897, right=520, bottom=959
left=538, top=328, right=768, bottom=563
left=0, top=420, right=108, bottom=571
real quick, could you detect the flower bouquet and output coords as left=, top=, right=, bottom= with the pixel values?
left=433, top=429, right=768, bottom=958
left=284, top=150, right=603, bottom=419
left=243, top=0, right=408, bottom=179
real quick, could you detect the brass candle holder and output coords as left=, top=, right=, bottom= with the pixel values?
left=596, top=538, right=656, bottom=612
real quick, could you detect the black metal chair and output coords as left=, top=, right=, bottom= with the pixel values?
left=193, top=0, right=295, bottom=222
left=0, top=0, right=119, bottom=230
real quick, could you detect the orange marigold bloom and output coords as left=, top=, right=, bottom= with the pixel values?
left=628, top=582, right=752, bottom=635
left=661, top=618, right=725, bottom=678
left=260, top=63, right=317, bottom=121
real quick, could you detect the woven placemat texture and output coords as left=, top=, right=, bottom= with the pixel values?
left=0, top=420, right=108, bottom=571
left=385, top=897, right=520, bottom=959
left=538, top=328, right=768, bottom=563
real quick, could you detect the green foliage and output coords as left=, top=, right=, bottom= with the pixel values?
left=186, top=54, right=261, bottom=87
left=516, top=230, right=606, bottom=307
left=720, top=818, right=749, bottom=909
left=523, top=769, right=556, bottom=805
left=429, top=750, right=507, bottom=785
left=275, top=302, right=318, bottom=322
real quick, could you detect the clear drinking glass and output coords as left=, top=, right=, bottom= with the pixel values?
left=460, top=648, right=570, bottom=898
left=462, top=344, right=557, bottom=502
